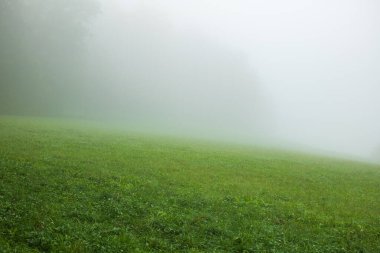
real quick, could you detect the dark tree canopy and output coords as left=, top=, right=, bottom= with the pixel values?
left=0, top=0, right=98, bottom=116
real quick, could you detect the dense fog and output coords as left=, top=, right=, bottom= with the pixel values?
left=1, top=0, right=379, bottom=161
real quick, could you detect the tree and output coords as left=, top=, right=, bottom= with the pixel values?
left=0, top=0, right=98, bottom=116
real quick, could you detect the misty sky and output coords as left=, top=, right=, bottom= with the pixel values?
left=93, top=0, right=380, bottom=160
left=1, top=0, right=379, bottom=161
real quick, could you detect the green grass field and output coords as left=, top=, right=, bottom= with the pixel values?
left=0, top=117, right=379, bottom=252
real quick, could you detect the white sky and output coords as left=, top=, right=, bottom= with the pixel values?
left=101, top=0, right=380, bottom=160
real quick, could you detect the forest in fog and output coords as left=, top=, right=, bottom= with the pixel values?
left=1, top=0, right=379, bottom=160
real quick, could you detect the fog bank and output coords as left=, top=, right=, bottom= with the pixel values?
left=1, top=0, right=379, bottom=161
left=120, top=0, right=379, bottom=160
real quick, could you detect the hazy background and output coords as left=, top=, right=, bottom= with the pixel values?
left=0, top=0, right=379, bottom=161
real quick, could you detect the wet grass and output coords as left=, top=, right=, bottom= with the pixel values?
left=0, top=116, right=379, bottom=252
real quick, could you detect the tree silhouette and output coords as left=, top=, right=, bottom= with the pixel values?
left=0, top=0, right=98, bottom=116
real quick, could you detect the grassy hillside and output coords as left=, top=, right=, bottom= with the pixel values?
left=0, top=117, right=379, bottom=252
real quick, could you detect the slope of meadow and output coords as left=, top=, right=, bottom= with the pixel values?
left=0, top=117, right=379, bottom=252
